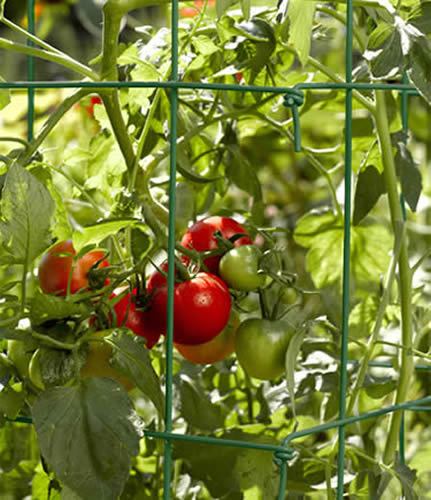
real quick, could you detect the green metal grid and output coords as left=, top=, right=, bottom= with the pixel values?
left=1, top=0, right=430, bottom=498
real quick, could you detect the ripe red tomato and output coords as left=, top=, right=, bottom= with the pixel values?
left=180, top=216, right=252, bottom=275
left=113, top=288, right=161, bottom=349
left=38, top=240, right=109, bottom=295
left=175, top=309, right=240, bottom=364
left=147, top=270, right=232, bottom=345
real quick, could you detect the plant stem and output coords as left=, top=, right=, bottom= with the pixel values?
left=0, top=38, right=99, bottom=80
left=16, top=88, right=92, bottom=167
left=374, top=90, right=414, bottom=466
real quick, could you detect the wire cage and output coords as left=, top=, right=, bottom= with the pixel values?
left=1, top=0, right=431, bottom=498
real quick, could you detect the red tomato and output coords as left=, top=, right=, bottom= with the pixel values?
left=179, top=0, right=215, bottom=17
left=38, top=240, right=109, bottom=295
left=147, top=270, right=232, bottom=345
left=175, top=309, right=240, bottom=364
left=86, top=96, right=102, bottom=118
left=113, top=288, right=161, bottom=349
left=180, top=216, right=252, bottom=275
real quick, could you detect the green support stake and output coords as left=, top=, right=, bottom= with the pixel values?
left=283, top=89, right=304, bottom=152
left=27, top=0, right=35, bottom=142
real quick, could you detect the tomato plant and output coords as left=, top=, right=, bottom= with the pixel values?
left=175, top=309, right=240, bottom=364
left=1, top=0, right=431, bottom=497
left=113, top=288, right=161, bottom=349
left=180, top=216, right=253, bottom=275
left=147, top=270, right=232, bottom=345
left=234, top=318, right=294, bottom=380
left=219, top=244, right=266, bottom=291
left=38, top=240, right=109, bottom=295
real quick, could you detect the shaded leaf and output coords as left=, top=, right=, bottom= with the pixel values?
left=0, top=164, right=54, bottom=265
left=30, top=292, right=91, bottom=325
left=353, top=165, right=386, bottom=225
left=32, top=379, right=141, bottom=500
left=109, top=331, right=164, bottom=416
left=393, top=138, right=422, bottom=212
left=407, top=1, right=431, bottom=35
left=393, top=453, right=418, bottom=500
left=285, top=327, right=306, bottom=418
left=178, top=375, right=225, bottom=431
left=364, top=23, right=404, bottom=79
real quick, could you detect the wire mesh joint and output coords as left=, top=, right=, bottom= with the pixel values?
left=273, top=443, right=295, bottom=468
left=283, top=89, right=304, bottom=153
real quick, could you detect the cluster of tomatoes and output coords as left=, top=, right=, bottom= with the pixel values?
left=25, top=215, right=293, bottom=387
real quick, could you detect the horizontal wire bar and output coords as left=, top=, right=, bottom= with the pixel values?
left=0, top=80, right=421, bottom=95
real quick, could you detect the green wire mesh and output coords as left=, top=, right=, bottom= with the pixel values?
left=0, top=0, right=429, bottom=498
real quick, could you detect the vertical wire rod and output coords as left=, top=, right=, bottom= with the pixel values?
left=337, top=0, right=354, bottom=497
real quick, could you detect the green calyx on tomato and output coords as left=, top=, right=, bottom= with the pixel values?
left=234, top=318, right=294, bottom=380
left=147, top=268, right=232, bottom=345
left=38, top=240, right=109, bottom=296
left=219, top=244, right=266, bottom=292
left=180, top=216, right=253, bottom=275
left=175, top=309, right=240, bottom=365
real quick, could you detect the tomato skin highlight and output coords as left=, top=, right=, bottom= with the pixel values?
left=234, top=318, right=294, bottom=380
left=148, top=270, right=232, bottom=345
left=219, top=245, right=266, bottom=291
left=113, top=288, right=161, bottom=349
left=180, top=216, right=252, bottom=275
left=38, top=240, right=109, bottom=295
left=175, top=310, right=240, bottom=364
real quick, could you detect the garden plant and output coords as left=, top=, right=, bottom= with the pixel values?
left=0, top=0, right=431, bottom=498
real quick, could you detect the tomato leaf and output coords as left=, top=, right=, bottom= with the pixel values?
left=393, top=138, right=422, bottom=212
left=294, top=210, right=392, bottom=293
left=407, top=1, right=431, bottom=34
left=0, top=385, right=26, bottom=420
left=178, top=375, right=225, bottom=431
left=109, top=331, right=165, bottom=416
left=173, top=429, right=279, bottom=497
left=353, top=165, right=386, bottom=225
left=285, top=327, right=306, bottom=418
left=288, top=0, right=317, bottom=65
left=364, top=23, right=404, bottom=79
left=32, top=378, right=142, bottom=500
left=30, top=292, right=91, bottom=325
left=0, top=164, right=55, bottom=265
left=72, top=218, right=145, bottom=252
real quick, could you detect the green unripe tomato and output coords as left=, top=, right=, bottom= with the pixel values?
left=219, top=245, right=266, bottom=292
left=7, top=340, right=33, bottom=379
left=234, top=318, right=294, bottom=380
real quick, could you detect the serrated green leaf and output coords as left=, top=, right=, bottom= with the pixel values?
left=349, top=295, right=400, bottom=340
left=288, top=0, right=317, bottom=65
left=32, top=379, right=141, bottom=500
left=393, top=139, right=422, bottom=212
left=407, top=1, right=431, bottom=35
left=294, top=210, right=393, bottom=292
left=393, top=453, right=418, bottom=500
left=178, top=375, right=225, bottom=431
left=0, top=329, right=29, bottom=341
left=364, top=23, right=404, bottom=79
left=109, top=331, right=164, bottom=416
left=240, top=0, right=250, bottom=20
left=0, top=164, right=55, bottom=265
left=30, top=292, right=91, bottom=325
left=353, top=165, right=386, bottom=225
left=285, top=327, right=306, bottom=418
left=72, top=218, right=145, bottom=252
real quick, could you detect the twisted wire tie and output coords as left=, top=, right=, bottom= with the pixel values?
left=273, top=446, right=295, bottom=468
left=283, top=89, right=305, bottom=153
